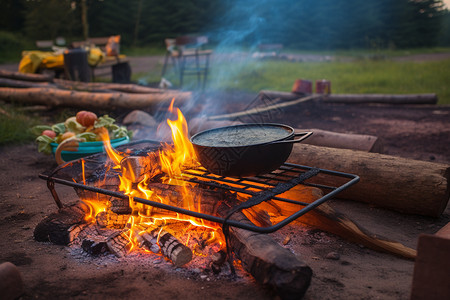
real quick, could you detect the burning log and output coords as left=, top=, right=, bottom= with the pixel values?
left=81, top=237, right=108, bottom=256
left=288, top=144, right=450, bottom=217
left=120, top=153, right=161, bottom=183
left=110, top=198, right=132, bottom=214
left=106, top=230, right=132, bottom=258
left=33, top=202, right=89, bottom=245
left=96, top=211, right=130, bottom=229
left=218, top=205, right=313, bottom=299
left=0, top=87, right=191, bottom=110
left=153, top=229, right=193, bottom=267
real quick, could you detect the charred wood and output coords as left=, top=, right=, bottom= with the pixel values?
left=106, top=231, right=132, bottom=258
left=33, top=202, right=89, bottom=245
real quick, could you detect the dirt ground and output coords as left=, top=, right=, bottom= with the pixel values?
left=1, top=55, right=450, bottom=300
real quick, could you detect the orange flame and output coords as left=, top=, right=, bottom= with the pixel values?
left=95, top=101, right=223, bottom=255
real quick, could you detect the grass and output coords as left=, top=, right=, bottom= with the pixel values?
left=0, top=104, right=41, bottom=145
left=201, top=57, right=450, bottom=104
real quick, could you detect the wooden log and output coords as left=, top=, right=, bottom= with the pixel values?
left=207, top=94, right=321, bottom=121
left=120, top=153, right=161, bottom=183
left=323, top=93, right=438, bottom=105
left=53, top=79, right=168, bottom=94
left=33, top=202, right=90, bottom=245
left=288, top=144, right=450, bottom=217
left=0, top=87, right=191, bottom=110
left=106, top=230, right=132, bottom=257
left=0, top=77, right=54, bottom=89
left=96, top=211, right=130, bottom=229
left=218, top=204, right=313, bottom=299
left=0, top=69, right=53, bottom=82
left=260, top=90, right=438, bottom=105
left=188, top=118, right=383, bottom=153
left=153, top=229, right=193, bottom=267
left=81, top=237, right=108, bottom=256
left=298, top=128, right=383, bottom=153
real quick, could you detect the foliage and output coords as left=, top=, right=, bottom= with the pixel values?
left=0, top=104, right=40, bottom=145
left=0, top=31, right=31, bottom=63
left=2, top=0, right=447, bottom=50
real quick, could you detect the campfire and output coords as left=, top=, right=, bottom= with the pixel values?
left=34, top=101, right=360, bottom=298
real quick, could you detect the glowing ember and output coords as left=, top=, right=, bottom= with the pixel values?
left=83, top=100, right=223, bottom=261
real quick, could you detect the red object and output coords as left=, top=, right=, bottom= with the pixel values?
left=315, top=80, right=331, bottom=94
left=292, top=79, right=312, bottom=94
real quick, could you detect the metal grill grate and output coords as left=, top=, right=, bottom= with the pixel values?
left=40, top=140, right=359, bottom=233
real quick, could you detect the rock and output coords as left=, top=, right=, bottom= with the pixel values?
left=325, top=252, right=340, bottom=260
left=123, top=110, right=157, bottom=127
left=0, top=262, right=24, bottom=300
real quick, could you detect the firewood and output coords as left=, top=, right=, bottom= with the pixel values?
left=53, top=79, right=168, bottom=94
left=217, top=202, right=313, bottom=299
left=260, top=90, right=438, bottom=105
left=152, top=229, right=193, bottom=267
left=81, top=237, right=108, bottom=256
left=106, top=231, right=132, bottom=258
left=207, top=94, right=321, bottom=121
left=110, top=198, right=132, bottom=214
left=96, top=211, right=130, bottom=229
left=0, top=77, right=54, bottom=88
left=288, top=144, right=450, bottom=217
left=0, top=87, right=191, bottom=110
left=0, top=69, right=53, bottom=82
left=120, top=153, right=161, bottom=183
left=33, top=202, right=90, bottom=245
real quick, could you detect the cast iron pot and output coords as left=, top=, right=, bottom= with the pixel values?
left=190, top=123, right=312, bottom=177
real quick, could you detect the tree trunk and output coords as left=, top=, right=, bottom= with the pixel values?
left=288, top=144, right=450, bottom=217
left=0, top=87, right=191, bottom=110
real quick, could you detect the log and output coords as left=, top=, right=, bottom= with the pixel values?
left=0, top=69, right=53, bottom=82
left=96, top=211, right=130, bottom=229
left=106, top=230, right=132, bottom=258
left=288, top=144, right=450, bottom=217
left=81, top=237, right=108, bottom=256
left=218, top=203, right=313, bottom=299
left=188, top=118, right=383, bottom=153
left=298, top=128, right=383, bottom=153
left=153, top=229, right=193, bottom=267
left=260, top=90, right=438, bottom=105
left=53, top=79, right=167, bottom=94
left=33, top=202, right=90, bottom=245
left=323, top=93, right=438, bottom=105
left=0, top=87, right=191, bottom=110
left=0, top=77, right=54, bottom=89
left=207, top=94, right=321, bottom=121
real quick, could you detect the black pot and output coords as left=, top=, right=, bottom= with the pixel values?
left=190, top=123, right=312, bottom=177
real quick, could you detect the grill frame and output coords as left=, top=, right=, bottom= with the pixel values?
left=40, top=140, right=359, bottom=233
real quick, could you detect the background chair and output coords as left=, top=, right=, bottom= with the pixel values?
left=161, top=36, right=212, bottom=90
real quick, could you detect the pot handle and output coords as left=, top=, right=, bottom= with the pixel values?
left=269, top=131, right=313, bottom=145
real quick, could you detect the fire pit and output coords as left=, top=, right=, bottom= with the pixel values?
left=33, top=105, right=359, bottom=298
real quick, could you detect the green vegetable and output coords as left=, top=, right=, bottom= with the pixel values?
left=30, top=125, right=52, bottom=136
left=95, top=115, right=115, bottom=128
left=35, top=135, right=55, bottom=155
left=76, top=132, right=97, bottom=142
left=51, top=123, right=66, bottom=135
left=64, top=117, right=85, bottom=134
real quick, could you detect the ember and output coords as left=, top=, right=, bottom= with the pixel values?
left=35, top=100, right=362, bottom=298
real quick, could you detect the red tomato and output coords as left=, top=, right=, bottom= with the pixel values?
left=42, top=130, right=57, bottom=139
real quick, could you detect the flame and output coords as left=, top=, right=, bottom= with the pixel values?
left=92, top=101, right=223, bottom=257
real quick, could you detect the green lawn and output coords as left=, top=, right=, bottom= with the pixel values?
left=135, top=48, right=450, bottom=104
left=205, top=58, right=450, bottom=104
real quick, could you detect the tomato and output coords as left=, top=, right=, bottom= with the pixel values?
left=42, top=130, right=56, bottom=139
left=76, top=111, right=98, bottom=127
